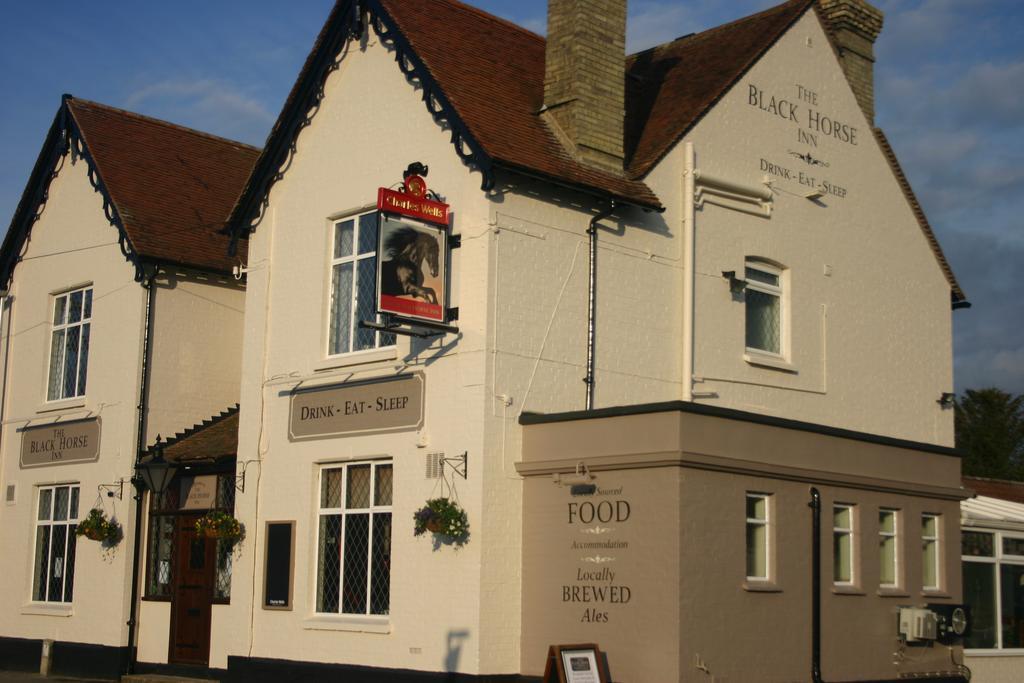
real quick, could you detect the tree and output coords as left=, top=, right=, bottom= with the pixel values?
left=955, top=388, right=1024, bottom=480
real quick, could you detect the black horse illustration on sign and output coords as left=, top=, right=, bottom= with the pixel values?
left=380, top=226, right=440, bottom=304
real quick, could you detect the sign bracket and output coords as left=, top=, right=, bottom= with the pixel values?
left=98, top=478, right=126, bottom=500
left=360, top=314, right=459, bottom=339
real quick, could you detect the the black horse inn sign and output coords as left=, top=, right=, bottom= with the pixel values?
left=20, top=418, right=101, bottom=468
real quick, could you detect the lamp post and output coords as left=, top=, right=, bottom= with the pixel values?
left=125, top=436, right=176, bottom=674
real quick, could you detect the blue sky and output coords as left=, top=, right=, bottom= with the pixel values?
left=1, top=1, right=1021, bottom=395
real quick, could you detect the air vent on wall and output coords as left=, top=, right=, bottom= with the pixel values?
left=5, top=483, right=15, bottom=505
left=425, top=453, right=444, bottom=480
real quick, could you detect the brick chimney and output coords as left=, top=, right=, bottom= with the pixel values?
left=819, top=0, right=884, bottom=124
left=543, top=0, right=627, bottom=175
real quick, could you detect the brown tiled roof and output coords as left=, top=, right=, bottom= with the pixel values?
left=379, top=0, right=661, bottom=208
left=872, top=128, right=966, bottom=303
left=228, top=0, right=963, bottom=301
left=67, top=98, right=258, bottom=274
left=625, top=0, right=813, bottom=176
left=147, top=405, right=239, bottom=463
left=964, top=476, right=1024, bottom=504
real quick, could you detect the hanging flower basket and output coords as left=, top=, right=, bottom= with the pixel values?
left=194, top=510, right=244, bottom=543
left=75, top=508, right=122, bottom=545
left=413, top=498, right=468, bottom=539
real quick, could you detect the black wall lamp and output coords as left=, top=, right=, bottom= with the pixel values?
left=722, top=270, right=747, bottom=294
left=135, top=436, right=176, bottom=497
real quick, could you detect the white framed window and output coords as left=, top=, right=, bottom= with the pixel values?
left=962, top=529, right=1024, bottom=650
left=327, top=213, right=396, bottom=356
left=879, top=509, right=898, bottom=588
left=744, top=260, right=783, bottom=357
left=833, top=504, right=855, bottom=585
left=922, top=513, right=941, bottom=590
left=33, top=484, right=80, bottom=603
left=746, top=493, right=770, bottom=581
left=47, top=286, right=92, bottom=401
left=315, top=460, right=392, bottom=615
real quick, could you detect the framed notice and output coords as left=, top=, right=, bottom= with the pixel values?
left=263, top=521, right=295, bottom=610
left=542, top=644, right=608, bottom=683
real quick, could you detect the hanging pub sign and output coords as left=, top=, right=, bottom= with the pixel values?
left=376, top=167, right=450, bottom=325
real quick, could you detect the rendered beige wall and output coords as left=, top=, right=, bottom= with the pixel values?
left=670, top=11, right=955, bottom=446
left=223, top=33, right=515, bottom=675
left=0, top=154, right=144, bottom=649
left=145, top=269, right=245, bottom=446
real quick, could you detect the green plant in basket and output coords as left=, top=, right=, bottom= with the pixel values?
left=75, top=508, right=123, bottom=545
left=413, top=498, right=468, bottom=539
left=194, top=510, right=244, bottom=542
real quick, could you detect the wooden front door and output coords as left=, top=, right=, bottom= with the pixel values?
left=169, top=514, right=215, bottom=665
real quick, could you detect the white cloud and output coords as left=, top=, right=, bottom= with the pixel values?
left=124, top=79, right=275, bottom=145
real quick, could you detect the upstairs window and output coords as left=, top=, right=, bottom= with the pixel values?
left=47, top=287, right=92, bottom=401
left=327, top=213, right=395, bottom=356
left=745, top=261, right=782, bottom=356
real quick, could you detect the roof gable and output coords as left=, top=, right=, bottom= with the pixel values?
left=227, top=0, right=662, bottom=241
left=1, top=96, right=258, bottom=287
left=626, top=0, right=813, bottom=177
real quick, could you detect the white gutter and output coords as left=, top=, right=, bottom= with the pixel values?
left=682, top=142, right=695, bottom=402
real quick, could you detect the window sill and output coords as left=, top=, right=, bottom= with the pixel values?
left=877, top=587, right=910, bottom=598
left=743, top=581, right=782, bottom=593
left=831, top=585, right=866, bottom=596
left=743, top=352, right=796, bottom=373
left=964, top=649, right=1024, bottom=657
left=921, top=589, right=951, bottom=599
left=21, top=603, right=73, bottom=617
left=36, top=398, right=87, bottom=415
left=303, top=614, right=391, bottom=634
left=314, top=347, right=398, bottom=372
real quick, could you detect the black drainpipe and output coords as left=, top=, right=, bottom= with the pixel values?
left=809, top=486, right=824, bottom=683
left=125, top=267, right=157, bottom=675
left=584, top=201, right=616, bottom=411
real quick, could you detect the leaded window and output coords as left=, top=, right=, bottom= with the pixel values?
left=33, top=484, right=80, bottom=603
left=745, top=262, right=782, bottom=356
left=47, top=287, right=92, bottom=400
left=316, top=461, right=393, bottom=615
left=328, top=213, right=395, bottom=356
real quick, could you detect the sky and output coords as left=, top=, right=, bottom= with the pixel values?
left=0, top=0, right=1021, bottom=395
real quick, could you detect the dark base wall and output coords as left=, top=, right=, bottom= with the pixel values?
left=226, top=657, right=539, bottom=683
left=0, top=637, right=126, bottom=679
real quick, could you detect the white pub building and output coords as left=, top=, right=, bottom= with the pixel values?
left=0, top=0, right=981, bottom=681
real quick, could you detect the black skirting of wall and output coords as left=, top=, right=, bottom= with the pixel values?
left=226, top=656, right=540, bottom=683
left=136, top=661, right=227, bottom=680
left=0, top=636, right=126, bottom=679
left=0, top=637, right=41, bottom=672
